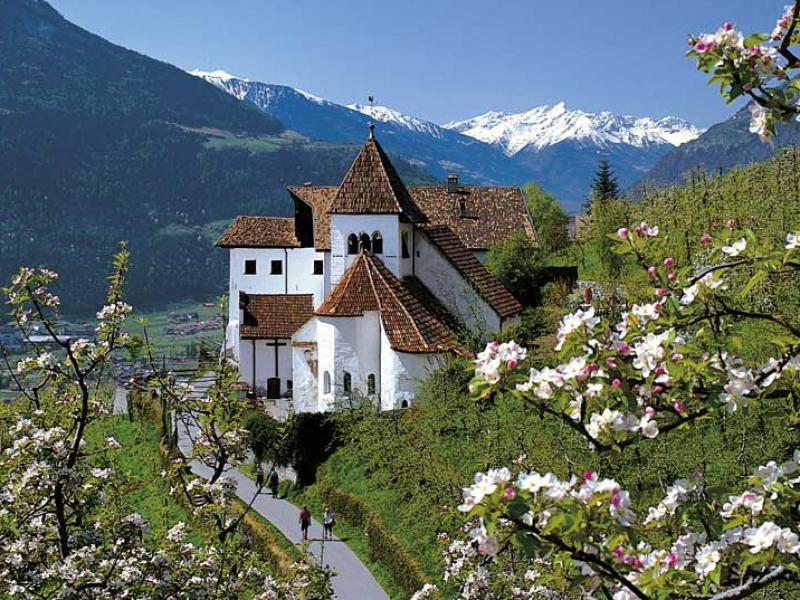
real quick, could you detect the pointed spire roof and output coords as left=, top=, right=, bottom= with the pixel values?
left=316, top=253, right=466, bottom=355
left=330, top=136, right=427, bottom=222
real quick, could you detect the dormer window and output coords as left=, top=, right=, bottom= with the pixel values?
left=347, top=234, right=359, bottom=255
left=401, top=232, right=410, bottom=259
left=458, top=198, right=468, bottom=217
left=371, top=232, right=383, bottom=254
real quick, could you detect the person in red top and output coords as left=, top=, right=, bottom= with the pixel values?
left=299, top=506, right=311, bottom=541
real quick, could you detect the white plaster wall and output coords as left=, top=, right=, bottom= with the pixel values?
left=399, top=222, right=415, bottom=277
left=285, top=248, right=326, bottom=308
left=238, top=338, right=293, bottom=397
left=413, top=232, right=502, bottom=334
left=330, top=214, right=401, bottom=285
left=315, top=313, right=382, bottom=410
left=378, top=324, right=446, bottom=410
left=291, top=319, right=319, bottom=413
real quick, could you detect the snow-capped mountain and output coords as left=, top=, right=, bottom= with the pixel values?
left=444, top=102, right=701, bottom=156
left=190, top=69, right=701, bottom=210
left=347, top=103, right=446, bottom=139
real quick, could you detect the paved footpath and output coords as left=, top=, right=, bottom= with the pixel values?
left=172, top=375, right=390, bottom=600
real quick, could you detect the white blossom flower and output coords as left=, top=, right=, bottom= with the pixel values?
left=722, top=237, right=747, bottom=257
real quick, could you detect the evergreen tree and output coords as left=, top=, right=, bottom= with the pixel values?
left=590, top=159, right=620, bottom=205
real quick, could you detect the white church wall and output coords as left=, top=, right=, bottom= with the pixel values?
left=378, top=326, right=446, bottom=410
left=330, top=214, right=401, bottom=285
left=291, top=319, right=319, bottom=413
left=413, top=233, right=502, bottom=334
left=286, top=248, right=326, bottom=308
left=238, top=338, right=293, bottom=397
left=315, top=313, right=382, bottom=410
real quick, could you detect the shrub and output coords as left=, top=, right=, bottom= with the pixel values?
left=315, top=480, right=429, bottom=597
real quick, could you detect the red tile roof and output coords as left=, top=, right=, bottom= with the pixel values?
left=330, top=137, right=427, bottom=223
left=284, top=184, right=534, bottom=252
left=419, top=224, right=522, bottom=319
left=217, top=216, right=299, bottom=248
left=411, top=185, right=536, bottom=250
left=315, top=253, right=468, bottom=355
left=287, top=185, right=337, bottom=251
left=239, top=292, right=313, bottom=339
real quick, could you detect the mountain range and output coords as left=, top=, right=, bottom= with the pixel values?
left=191, top=69, right=701, bottom=209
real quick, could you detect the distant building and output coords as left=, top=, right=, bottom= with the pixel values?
left=567, top=215, right=589, bottom=241
left=218, top=130, right=536, bottom=411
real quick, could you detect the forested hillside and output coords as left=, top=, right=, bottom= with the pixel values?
left=0, top=0, right=431, bottom=312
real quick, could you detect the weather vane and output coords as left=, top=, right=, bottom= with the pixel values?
left=368, top=95, right=375, bottom=138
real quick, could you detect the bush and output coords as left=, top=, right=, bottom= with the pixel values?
left=243, top=410, right=281, bottom=465
left=282, top=412, right=340, bottom=485
left=315, top=479, right=429, bottom=597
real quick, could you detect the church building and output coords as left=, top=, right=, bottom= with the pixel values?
left=217, top=128, right=536, bottom=412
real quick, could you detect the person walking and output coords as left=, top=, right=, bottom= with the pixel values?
left=299, top=506, right=311, bottom=541
left=255, top=465, right=264, bottom=490
left=323, top=506, right=335, bottom=541
left=267, top=466, right=279, bottom=498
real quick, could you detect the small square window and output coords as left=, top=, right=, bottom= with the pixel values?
left=270, top=260, right=283, bottom=275
left=313, top=260, right=324, bottom=275
left=244, top=260, right=257, bottom=275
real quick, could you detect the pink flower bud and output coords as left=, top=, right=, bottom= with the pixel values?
left=645, top=406, right=656, bottom=417
left=617, top=227, right=629, bottom=240
left=488, top=341, right=500, bottom=352
left=667, top=553, right=679, bottom=566
left=652, top=385, right=663, bottom=394
left=663, top=257, right=675, bottom=269
left=611, top=378, right=622, bottom=388
left=619, top=343, right=630, bottom=355
left=606, top=357, right=617, bottom=369
left=507, top=359, right=517, bottom=370
left=673, top=401, right=686, bottom=414
left=613, top=546, right=625, bottom=559
left=700, top=233, right=713, bottom=246
left=587, top=362, right=598, bottom=372
left=655, top=366, right=666, bottom=376
left=655, top=287, right=666, bottom=298
left=502, top=486, right=516, bottom=501
left=723, top=21, right=734, bottom=31
left=647, top=266, right=658, bottom=278
left=635, top=226, right=644, bottom=236
left=610, top=488, right=621, bottom=507
left=668, top=272, right=677, bottom=283
left=583, top=470, right=595, bottom=481
left=671, top=353, right=683, bottom=363
left=727, top=218, right=737, bottom=229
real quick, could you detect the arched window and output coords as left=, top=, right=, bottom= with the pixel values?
left=347, top=234, right=358, bottom=255
left=367, top=374, right=376, bottom=395
left=359, top=233, right=371, bottom=252
left=401, top=231, right=410, bottom=258
left=343, top=371, right=352, bottom=394
left=323, top=371, right=331, bottom=394
left=401, top=400, right=409, bottom=409
left=371, top=232, right=383, bottom=254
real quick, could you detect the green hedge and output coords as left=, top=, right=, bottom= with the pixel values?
left=316, top=479, right=430, bottom=597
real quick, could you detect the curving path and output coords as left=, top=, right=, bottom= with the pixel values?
left=170, top=376, right=390, bottom=600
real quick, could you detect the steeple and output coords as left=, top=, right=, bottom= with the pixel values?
left=329, top=133, right=427, bottom=222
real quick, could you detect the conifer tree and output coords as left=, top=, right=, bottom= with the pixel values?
left=590, top=158, right=620, bottom=203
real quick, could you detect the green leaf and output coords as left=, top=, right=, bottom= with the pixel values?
left=740, top=270, right=767, bottom=298
left=744, top=33, right=770, bottom=48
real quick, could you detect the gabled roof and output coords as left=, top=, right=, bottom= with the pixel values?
left=315, top=253, right=468, bottom=355
left=419, top=224, right=522, bottom=319
left=217, top=216, right=299, bottom=248
left=411, top=185, right=536, bottom=250
left=239, top=292, right=314, bottom=339
left=282, top=184, right=534, bottom=252
left=287, top=185, right=337, bottom=251
left=330, top=136, right=427, bottom=223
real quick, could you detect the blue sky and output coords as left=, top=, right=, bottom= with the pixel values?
left=50, top=0, right=784, bottom=128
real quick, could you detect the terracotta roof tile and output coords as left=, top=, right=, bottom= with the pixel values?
left=287, top=185, right=337, bottom=251
left=330, top=137, right=427, bottom=222
left=217, top=216, right=299, bottom=248
left=411, top=185, right=536, bottom=250
left=419, top=224, right=522, bottom=319
left=239, top=292, right=314, bottom=339
left=315, top=253, right=468, bottom=355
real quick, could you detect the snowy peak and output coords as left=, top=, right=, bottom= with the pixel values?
left=190, top=68, right=330, bottom=106
left=444, top=103, right=702, bottom=156
left=347, top=103, right=445, bottom=139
